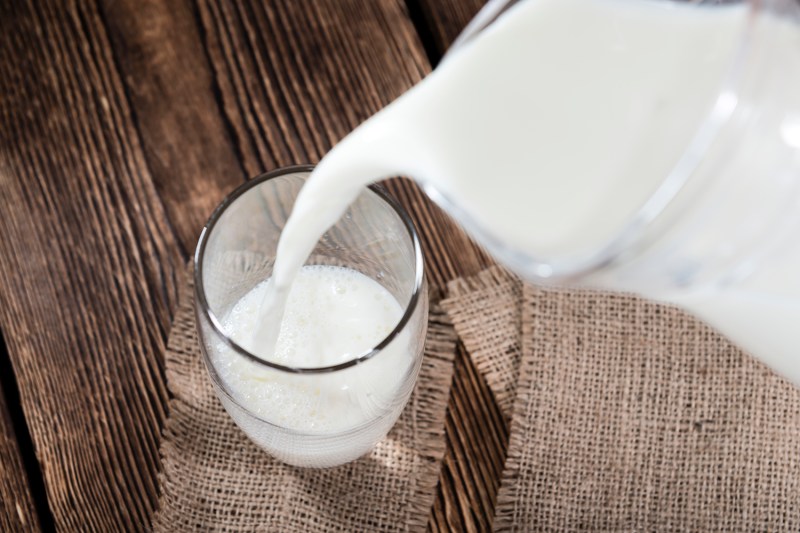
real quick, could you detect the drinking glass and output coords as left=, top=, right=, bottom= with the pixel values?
left=194, top=166, right=428, bottom=467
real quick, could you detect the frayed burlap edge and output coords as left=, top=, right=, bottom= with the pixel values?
left=492, top=284, right=537, bottom=533
left=442, top=265, right=521, bottom=417
left=445, top=265, right=516, bottom=296
left=405, top=297, right=460, bottom=531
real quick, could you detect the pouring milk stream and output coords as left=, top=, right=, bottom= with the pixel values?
left=249, top=0, right=800, bottom=384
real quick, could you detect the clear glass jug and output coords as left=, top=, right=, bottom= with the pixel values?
left=425, top=0, right=800, bottom=383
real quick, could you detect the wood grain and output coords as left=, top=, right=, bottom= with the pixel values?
left=0, top=386, right=40, bottom=532
left=98, top=0, right=246, bottom=253
left=0, top=0, right=181, bottom=529
left=1, top=0, right=505, bottom=530
left=412, top=0, right=487, bottom=61
left=433, top=344, right=509, bottom=532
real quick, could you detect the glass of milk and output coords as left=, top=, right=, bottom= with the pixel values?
left=194, top=166, right=428, bottom=468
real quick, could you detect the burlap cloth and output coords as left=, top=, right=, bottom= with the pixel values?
left=153, top=267, right=457, bottom=532
left=443, top=267, right=522, bottom=419
left=444, top=266, right=800, bottom=532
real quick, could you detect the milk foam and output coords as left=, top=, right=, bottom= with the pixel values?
left=217, top=265, right=411, bottom=434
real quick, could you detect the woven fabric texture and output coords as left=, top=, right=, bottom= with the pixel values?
left=153, top=267, right=457, bottom=532
left=444, top=269, right=800, bottom=532
left=443, top=266, right=522, bottom=419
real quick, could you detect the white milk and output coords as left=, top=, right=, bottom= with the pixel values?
left=261, top=0, right=800, bottom=383
left=269, top=0, right=747, bottom=290
left=215, top=265, right=413, bottom=465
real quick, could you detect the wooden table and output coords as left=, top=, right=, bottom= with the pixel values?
left=0, top=1, right=507, bottom=530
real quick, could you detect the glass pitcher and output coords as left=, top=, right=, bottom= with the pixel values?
left=424, top=0, right=800, bottom=383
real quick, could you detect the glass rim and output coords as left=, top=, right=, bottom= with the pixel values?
left=193, top=164, right=425, bottom=375
left=440, top=0, right=760, bottom=282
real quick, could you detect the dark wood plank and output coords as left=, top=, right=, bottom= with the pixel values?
left=99, top=0, right=246, bottom=253
left=0, top=0, right=183, bottom=529
left=438, top=344, right=509, bottom=531
left=0, top=385, right=40, bottom=532
left=412, top=0, right=487, bottom=61
left=197, top=0, right=420, bottom=173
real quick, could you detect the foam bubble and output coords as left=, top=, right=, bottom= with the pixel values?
left=215, top=265, right=411, bottom=434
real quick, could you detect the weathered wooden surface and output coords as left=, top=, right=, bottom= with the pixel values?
left=0, top=0, right=505, bottom=530
left=0, top=384, right=40, bottom=532
left=413, top=0, right=486, bottom=64
left=0, top=0, right=181, bottom=530
left=99, top=0, right=245, bottom=253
